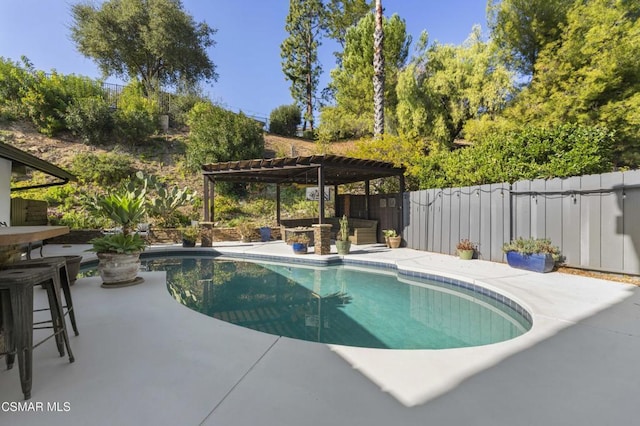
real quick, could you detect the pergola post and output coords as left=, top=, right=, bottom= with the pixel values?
left=209, top=177, right=215, bottom=222
left=317, top=165, right=325, bottom=224
left=203, top=175, right=210, bottom=221
left=365, top=180, right=370, bottom=220
left=276, top=184, right=281, bottom=225
left=314, top=164, right=332, bottom=255
left=399, top=173, right=405, bottom=235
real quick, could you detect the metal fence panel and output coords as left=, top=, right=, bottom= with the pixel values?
left=420, top=190, right=428, bottom=250
left=512, top=180, right=531, bottom=239
left=488, top=183, right=510, bottom=261
left=545, top=178, right=563, bottom=247
left=404, top=169, right=640, bottom=275
left=580, top=173, right=602, bottom=268
left=600, top=172, right=624, bottom=272
left=561, top=176, right=582, bottom=266
left=623, top=171, right=640, bottom=273
left=448, top=188, right=461, bottom=255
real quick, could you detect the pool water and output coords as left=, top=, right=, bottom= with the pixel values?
left=136, top=256, right=531, bottom=350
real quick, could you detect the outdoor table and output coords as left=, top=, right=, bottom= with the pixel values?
left=0, top=226, right=69, bottom=264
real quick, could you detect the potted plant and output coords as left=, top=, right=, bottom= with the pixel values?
left=287, top=233, right=309, bottom=254
left=180, top=225, right=199, bottom=247
left=88, top=189, right=147, bottom=287
left=335, top=215, right=351, bottom=255
left=236, top=220, right=255, bottom=243
left=502, top=237, right=562, bottom=273
left=456, top=239, right=476, bottom=260
left=383, top=229, right=401, bottom=249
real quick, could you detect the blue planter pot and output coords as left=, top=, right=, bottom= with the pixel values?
left=292, top=242, right=308, bottom=254
left=259, top=227, right=271, bottom=242
left=506, top=251, right=555, bottom=273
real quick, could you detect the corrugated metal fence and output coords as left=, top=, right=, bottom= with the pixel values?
left=403, top=170, right=640, bottom=275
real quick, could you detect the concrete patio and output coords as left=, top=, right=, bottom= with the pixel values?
left=1, top=241, right=639, bottom=425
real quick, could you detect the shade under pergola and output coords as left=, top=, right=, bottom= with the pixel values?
left=201, top=154, right=405, bottom=224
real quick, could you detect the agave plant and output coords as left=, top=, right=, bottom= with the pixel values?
left=89, top=233, right=146, bottom=254
left=89, top=190, right=146, bottom=236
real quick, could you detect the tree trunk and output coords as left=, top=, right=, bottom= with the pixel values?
left=373, top=0, right=385, bottom=137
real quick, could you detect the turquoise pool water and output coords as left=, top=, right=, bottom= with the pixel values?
left=129, top=255, right=531, bottom=350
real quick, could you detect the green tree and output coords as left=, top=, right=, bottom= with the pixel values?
left=70, top=0, right=217, bottom=95
left=186, top=101, right=265, bottom=171
left=281, top=0, right=324, bottom=131
left=320, top=12, right=411, bottom=138
left=269, top=104, right=301, bottom=137
left=322, top=0, right=372, bottom=61
left=487, top=0, right=573, bottom=76
left=396, top=27, right=515, bottom=146
left=505, top=0, right=640, bottom=165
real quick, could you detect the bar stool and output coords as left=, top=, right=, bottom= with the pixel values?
left=2, top=257, right=79, bottom=336
left=0, top=267, right=75, bottom=400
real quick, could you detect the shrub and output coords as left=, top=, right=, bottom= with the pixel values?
left=168, top=90, right=205, bottom=128
left=42, top=185, right=80, bottom=209
left=65, top=96, right=114, bottom=144
left=416, top=124, right=615, bottom=189
left=21, top=71, right=104, bottom=136
left=113, top=82, right=158, bottom=144
left=186, top=101, right=264, bottom=171
left=55, top=209, right=110, bottom=230
left=70, top=152, right=135, bottom=186
left=212, top=193, right=243, bottom=221
left=269, top=104, right=301, bottom=136
left=0, top=56, right=34, bottom=119
left=317, top=105, right=371, bottom=141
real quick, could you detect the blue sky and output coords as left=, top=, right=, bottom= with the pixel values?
left=0, top=1, right=487, bottom=121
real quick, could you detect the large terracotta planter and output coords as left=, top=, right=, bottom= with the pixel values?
left=388, top=236, right=401, bottom=249
left=97, top=252, right=143, bottom=287
left=505, top=251, right=555, bottom=273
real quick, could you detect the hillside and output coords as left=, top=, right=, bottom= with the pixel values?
left=1, top=121, right=358, bottom=194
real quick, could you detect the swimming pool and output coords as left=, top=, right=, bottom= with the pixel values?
left=120, top=254, right=531, bottom=350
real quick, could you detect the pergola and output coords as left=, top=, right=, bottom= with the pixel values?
left=201, top=154, right=406, bottom=226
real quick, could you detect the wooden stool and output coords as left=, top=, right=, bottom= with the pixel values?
left=0, top=267, right=75, bottom=400
left=3, top=257, right=79, bottom=336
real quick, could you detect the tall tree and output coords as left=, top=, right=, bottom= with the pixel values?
left=396, top=27, right=515, bottom=146
left=322, top=0, right=372, bottom=52
left=281, top=0, right=324, bottom=131
left=505, top=0, right=640, bottom=166
left=487, top=0, right=573, bottom=77
left=320, top=12, right=410, bottom=138
left=373, top=0, right=385, bottom=136
left=70, top=0, right=217, bottom=95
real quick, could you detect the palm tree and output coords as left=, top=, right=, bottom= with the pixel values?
left=373, top=0, right=385, bottom=137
